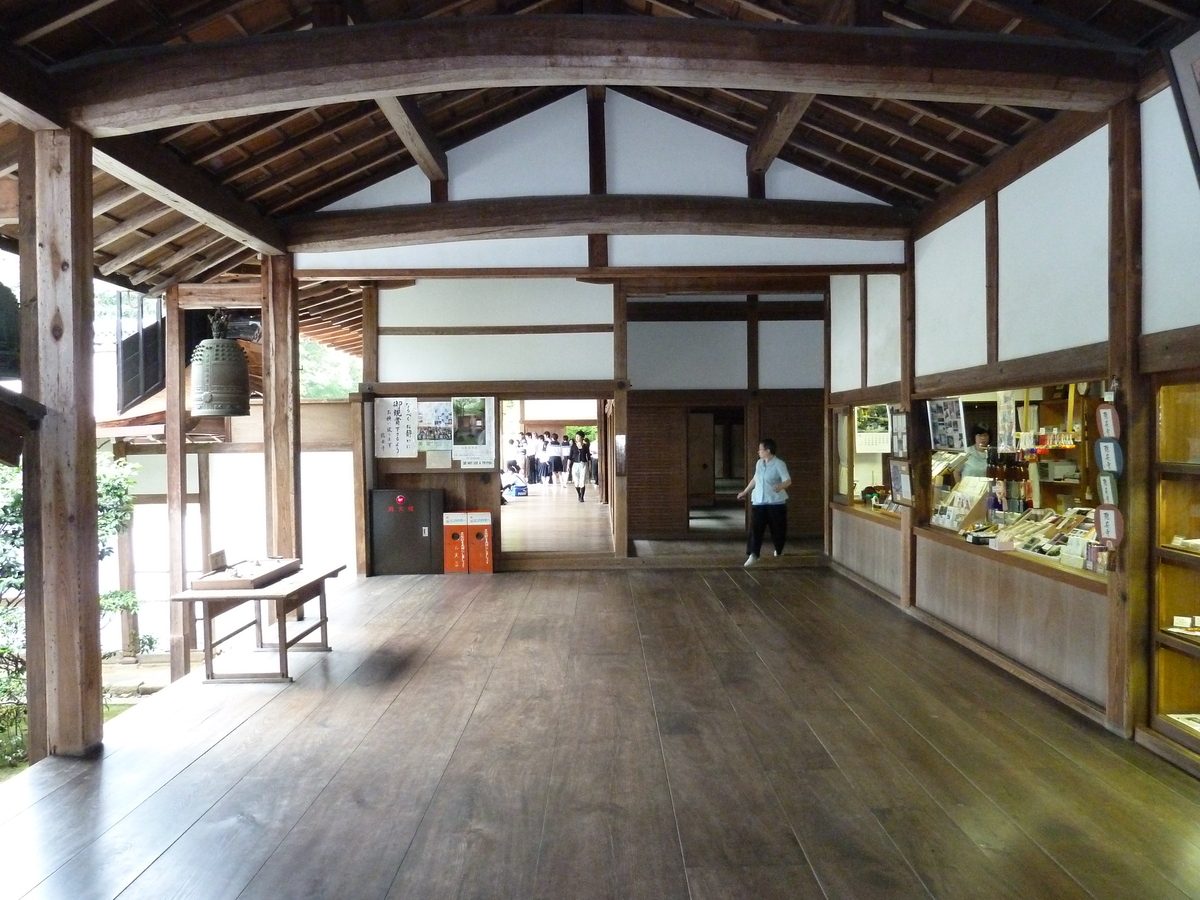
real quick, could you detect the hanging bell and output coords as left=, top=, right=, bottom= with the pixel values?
left=191, top=337, right=250, bottom=416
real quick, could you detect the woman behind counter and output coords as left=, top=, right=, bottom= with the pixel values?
left=956, top=424, right=993, bottom=481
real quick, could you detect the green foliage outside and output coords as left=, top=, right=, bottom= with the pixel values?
left=564, top=425, right=598, bottom=444
left=299, top=337, right=362, bottom=399
left=0, top=455, right=138, bottom=769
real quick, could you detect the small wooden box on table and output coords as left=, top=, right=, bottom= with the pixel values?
left=172, top=560, right=345, bottom=683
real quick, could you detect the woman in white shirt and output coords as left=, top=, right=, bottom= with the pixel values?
left=736, top=438, right=793, bottom=567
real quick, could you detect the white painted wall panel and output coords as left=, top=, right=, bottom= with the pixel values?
left=523, top=399, right=598, bottom=420
left=1142, top=88, right=1200, bottom=334
left=628, top=321, right=747, bottom=389
left=294, top=236, right=589, bottom=270
left=766, top=158, right=887, bottom=204
left=608, top=91, right=747, bottom=196
left=915, top=203, right=987, bottom=376
left=609, top=234, right=905, bottom=267
left=132, top=453, right=198, bottom=494
left=379, top=278, right=612, bottom=327
left=378, top=332, right=613, bottom=381
left=998, top=126, right=1109, bottom=359
left=320, top=166, right=429, bottom=211
left=450, top=92, right=589, bottom=200
left=829, top=274, right=862, bottom=393
left=759, top=320, right=825, bottom=388
left=866, top=274, right=902, bottom=386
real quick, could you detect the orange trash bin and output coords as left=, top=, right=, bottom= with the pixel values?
left=442, top=513, right=468, bottom=573
left=466, top=511, right=494, bottom=573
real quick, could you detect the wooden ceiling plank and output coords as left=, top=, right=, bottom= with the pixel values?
left=61, top=18, right=1141, bottom=135
left=267, top=147, right=408, bottom=214
left=813, top=98, right=990, bottom=168
left=114, top=0, right=265, bottom=48
left=799, top=115, right=960, bottom=184
left=285, top=194, right=911, bottom=251
left=93, top=183, right=141, bottom=216
left=130, top=232, right=227, bottom=285
left=243, top=131, right=392, bottom=202
left=8, top=0, right=123, bottom=47
left=219, top=107, right=378, bottom=185
left=190, top=109, right=319, bottom=167
left=892, top=99, right=1016, bottom=148
left=376, top=96, right=448, bottom=183
left=785, top=134, right=939, bottom=201
left=970, top=0, right=1134, bottom=48
left=100, top=219, right=204, bottom=276
left=94, top=202, right=174, bottom=249
left=147, top=242, right=253, bottom=297
left=94, top=134, right=286, bottom=253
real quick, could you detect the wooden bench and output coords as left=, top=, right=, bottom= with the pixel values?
left=171, top=564, right=345, bottom=683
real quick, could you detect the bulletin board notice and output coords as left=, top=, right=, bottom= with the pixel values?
left=373, top=395, right=497, bottom=472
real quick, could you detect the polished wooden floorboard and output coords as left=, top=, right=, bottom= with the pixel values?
left=5, top=568, right=1200, bottom=900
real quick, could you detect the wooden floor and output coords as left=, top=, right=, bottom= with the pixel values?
left=5, top=568, right=1200, bottom=900
left=500, top=479, right=613, bottom=553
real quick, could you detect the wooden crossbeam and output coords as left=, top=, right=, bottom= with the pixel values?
left=94, top=135, right=286, bottom=253
left=100, top=219, right=203, bottom=276
left=0, top=177, right=16, bottom=226
left=7, top=0, right=122, bottom=46
left=61, top=17, right=1141, bottom=136
left=284, top=194, right=912, bottom=252
left=376, top=96, right=448, bottom=184
left=0, top=45, right=67, bottom=130
left=747, top=93, right=816, bottom=175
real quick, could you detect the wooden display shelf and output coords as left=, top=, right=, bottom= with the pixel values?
left=1151, top=714, right=1200, bottom=758
left=917, top=525, right=1107, bottom=593
left=1156, top=546, right=1200, bottom=572
left=190, top=557, right=301, bottom=590
left=836, top=502, right=902, bottom=528
left=1157, top=630, right=1200, bottom=659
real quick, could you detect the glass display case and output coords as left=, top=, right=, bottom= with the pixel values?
left=1152, top=379, right=1200, bottom=751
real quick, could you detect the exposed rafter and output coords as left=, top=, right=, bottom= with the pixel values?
left=57, top=17, right=1141, bottom=136
left=376, top=96, right=449, bottom=184
left=747, top=92, right=817, bottom=175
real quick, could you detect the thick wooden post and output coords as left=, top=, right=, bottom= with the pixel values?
left=164, top=285, right=191, bottom=680
left=612, top=283, right=628, bottom=556
left=18, top=127, right=101, bottom=758
left=262, top=254, right=302, bottom=559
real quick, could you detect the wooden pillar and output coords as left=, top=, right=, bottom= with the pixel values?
left=18, top=127, right=101, bottom=758
left=361, top=281, right=379, bottom=383
left=164, top=285, right=190, bottom=680
left=351, top=393, right=370, bottom=576
left=1106, top=97, right=1149, bottom=738
left=822, top=284, right=833, bottom=556
left=612, top=283, right=628, bottom=556
left=114, top=440, right=139, bottom=660
left=587, top=86, right=609, bottom=270
left=899, top=237, right=918, bottom=609
left=262, top=254, right=302, bottom=559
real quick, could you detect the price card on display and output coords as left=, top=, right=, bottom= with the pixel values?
left=1097, top=472, right=1119, bottom=507
left=1095, top=504, right=1125, bottom=548
left=1095, top=403, right=1121, bottom=439
left=1094, top=437, right=1124, bottom=475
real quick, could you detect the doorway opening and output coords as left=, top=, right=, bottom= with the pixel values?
left=688, top=407, right=746, bottom=534
left=499, top=397, right=613, bottom=554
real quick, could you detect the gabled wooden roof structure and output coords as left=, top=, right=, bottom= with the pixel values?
left=0, top=0, right=1175, bottom=353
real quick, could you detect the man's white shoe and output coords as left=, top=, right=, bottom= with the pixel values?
left=744, top=554, right=758, bottom=567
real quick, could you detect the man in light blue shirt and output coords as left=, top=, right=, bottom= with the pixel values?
left=736, top=438, right=793, bottom=567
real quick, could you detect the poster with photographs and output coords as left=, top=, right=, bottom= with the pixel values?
left=417, top=401, right=453, bottom=452
left=451, top=396, right=496, bottom=464
left=927, top=398, right=967, bottom=451
left=374, top=397, right=418, bottom=458
left=854, top=404, right=891, bottom=454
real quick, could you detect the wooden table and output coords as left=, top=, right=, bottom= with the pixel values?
left=171, top=564, right=345, bottom=683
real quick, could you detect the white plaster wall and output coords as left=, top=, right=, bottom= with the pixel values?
left=607, top=91, right=747, bottom=196
left=628, top=321, right=747, bottom=389
left=379, top=332, right=613, bottom=381
left=449, top=92, right=589, bottom=200
left=131, top=453, right=198, bottom=494
left=320, top=166, right=430, bottom=211
left=379, top=278, right=612, bottom=327
left=914, top=203, right=988, bottom=376
left=998, top=126, right=1109, bottom=359
left=759, top=320, right=825, bottom=388
left=609, top=234, right=905, bottom=267
left=829, top=274, right=862, bottom=393
left=866, top=274, right=902, bottom=386
left=523, top=399, right=598, bottom=421
left=1142, top=87, right=1200, bottom=334
left=766, top=158, right=887, bottom=204
left=299, top=452, right=357, bottom=573
left=294, top=236, right=589, bottom=270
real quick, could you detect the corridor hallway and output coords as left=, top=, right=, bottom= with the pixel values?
left=3, top=568, right=1198, bottom=900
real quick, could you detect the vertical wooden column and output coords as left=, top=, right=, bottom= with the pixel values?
left=612, top=283, right=628, bottom=556
left=164, top=285, right=190, bottom=680
left=985, top=194, right=1000, bottom=365
left=262, top=254, right=302, bottom=559
left=1106, top=97, right=1149, bottom=738
left=114, top=440, right=139, bottom=660
left=18, top=127, right=101, bottom=758
left=351, top=394, right=369, bottom=575
left=822, top=284, right=833, bottom=556
left=746, top=294, right=759, bottom=392
left=899, top=237, right=918, bottom=609
left=858, top=274, right=869, bottom=389
left=587, top=86, right=609, bottom=270
left=361, top=281, right=379, bottom=383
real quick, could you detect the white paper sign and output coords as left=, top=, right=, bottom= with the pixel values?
left=374, top=398, right=418, bottom=458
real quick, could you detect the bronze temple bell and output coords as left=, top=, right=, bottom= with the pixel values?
left=191, top=310, right=251, bottom=417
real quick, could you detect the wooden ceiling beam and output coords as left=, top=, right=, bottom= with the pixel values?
left=891, top=99, right=1015, bottom=148
left=190, top=109, right=319, bottom=167
left=0, top=45, right=68, bottom=130
left=94, top=134, right=286, bottom=253
left=376, top=96, right=449, bottom=184
left=784, top=134, right=938, bottom=201
left=94, top=202, right=173, bottom=249
left=798, top=115, right=961, bottom=185
left=219, top=107, right=378, bottom=185
left=114, top=0, right=265, bottom=49
left=6, top=0, right=123, bottom=47
left=970, top=0, right=1134, bottom=48
left=148, top=244, right=255, bottom=297
left=100, top=219, right=203, bottom=276
left=60, top=17, right=1141, bottom=136
left=243, top=131, right=393, bottom=202
left=93, top=183, right=141, bottom=216
left=285, top=194, right=912, bottom=252
left=747, top=92, right=816, bottom=175
left=130, top=232, right=226, bottom=285
left=612, top=273, right=829, bottom=293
